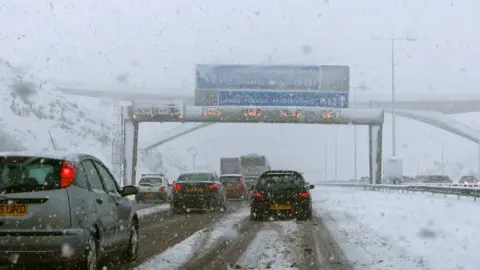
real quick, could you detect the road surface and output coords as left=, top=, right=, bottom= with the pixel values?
left=105, top=201, right=351, bottom=270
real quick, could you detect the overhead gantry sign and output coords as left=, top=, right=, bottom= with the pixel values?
left=122, top=102, right=384, bottom=185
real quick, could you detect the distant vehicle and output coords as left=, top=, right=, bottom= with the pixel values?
left=220, top=157, right=240, bottom=175
left=220, top=174, right=248, bottom=200
left=458, top=175, right=478, bottom=185
left=422, top=175, right=453, bottom=184
left=239, top=154, right=270, bottom=178
left=135, top=173, right=170, bottom=203
left=0, top=151, right=139, bottom=268
left=250, top=170, right=314, bottom=221
left=171, top=171, right=227, bottom=213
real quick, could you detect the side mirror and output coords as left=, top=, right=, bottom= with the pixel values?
left=121, top=185, right=138, bottom=196
left=309, top=184, right=315, bottom=190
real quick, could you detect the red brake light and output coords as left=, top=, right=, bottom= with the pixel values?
left=160, top=186, right=165, bottom=192
left=173, top=183, right=181, bottom=191
left=298, top=192, right=309, bottom=199
left=239, top=177, right=244, bottom=183
left=208, top=183, right=218, bottom=190
left=60, top=161, right=76, bottom=188
left=252, top=192, right=264, bottom=198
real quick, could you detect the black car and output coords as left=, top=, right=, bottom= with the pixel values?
left=250, top=170, right=314, bottom=221
left=171, top=171, right=227, bottom=213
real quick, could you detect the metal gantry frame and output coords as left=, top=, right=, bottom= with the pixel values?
left=122, top=106, right=385, bottom=186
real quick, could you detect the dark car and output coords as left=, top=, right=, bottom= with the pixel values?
left=250, top=170, right=314, bottom=221
left=171, top=171, right=227, bottom=213
left=220, top=174, right=248, bottom=200
left=0, top=151, right=139, bottom=269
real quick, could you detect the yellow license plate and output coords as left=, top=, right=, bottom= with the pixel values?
left=0, top=204, right=28, bottom=216
left=144, top=193, right=152, bottom=198
left=187, top=188, right=204, bottom=193
left=226, top=186, right=235, bottom=190
left=270, top=205, right=292, bottom=210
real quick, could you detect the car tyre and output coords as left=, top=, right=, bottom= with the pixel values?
left=77, top=234, right=98, bottom=270
left=124, top=220, right=139, bottom=262
left=250, top=210, right=263, bottom=221
left=297, top=207, right=312, bottom=221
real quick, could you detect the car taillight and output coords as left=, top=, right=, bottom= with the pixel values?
left=298, top=192, right=309, bottom=199
left=60, top=161, right=76, bottom=188
left=160, top=186, right=165, bottom=192
left=252, top=192, right=264, bottom=198
left=208, top=184, right=218, bottom=190
left=239, top=177, right=244, bottom=183
left=173, top=184, right=181, bottom=191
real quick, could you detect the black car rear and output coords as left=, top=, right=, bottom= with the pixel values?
left=171, top=172, right=226, bottom=213
left=250, top=170, right=314, bottom=221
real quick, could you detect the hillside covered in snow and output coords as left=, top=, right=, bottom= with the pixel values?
left=0, top=58, right=187, bottom=180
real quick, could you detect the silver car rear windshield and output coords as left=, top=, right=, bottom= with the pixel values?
left=139, top=177, right=163, bottom=185
left=0, top=156, right=63, bottom=193
left=177, top=173, right=214, bottom=182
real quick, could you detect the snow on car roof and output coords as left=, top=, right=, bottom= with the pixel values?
left=220, top=174, right=242, bottom=177
left=0, top=150, right=87, bottom=161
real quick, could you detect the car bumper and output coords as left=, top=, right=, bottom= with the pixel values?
left=172, top=194, right=220, bottom=210
left=136, top=192, right=166, bottom=202
left=251, top=201, right=310, bottom=216
left=226, top=190, right=245, bottom=198
left=0, top=229, right=89, bottom=266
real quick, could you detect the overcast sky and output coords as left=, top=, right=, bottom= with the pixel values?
left=1, top=0, right=477, bottom=96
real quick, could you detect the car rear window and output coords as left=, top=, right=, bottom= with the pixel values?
left=177, top=173, right=214, bottom=182
left=257, top=173, right=303, bottom=188
left=0, top=156, right=63, bottom=193
left=139, top=177, right=163, bottom=185
left=220, top=176, right=241, bottom=183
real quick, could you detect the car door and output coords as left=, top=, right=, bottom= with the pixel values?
left=93, top=160, right=131, bottom=246
left=82, top=160, right=116, bottom=250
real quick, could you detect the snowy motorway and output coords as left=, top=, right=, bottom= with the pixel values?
left=120, top=185, right=480, bottom=270
left=108, top=200, right=346, bottom=270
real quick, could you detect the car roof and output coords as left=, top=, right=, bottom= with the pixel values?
left=220, top=174, right=242, bottom=177
left=180, top=170, right=217, bottom=175
left=0, top=151, right=88, bottom=162
left=261, top=170, right=302, bottom=175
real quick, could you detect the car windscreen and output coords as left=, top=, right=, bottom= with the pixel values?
left=177, top=173, right=214, bottom=182
left=139, top=177, right=163, bottom=185
left=0, top=156, right=63, bottom=193
left=256, top=174, right=302, bottom=190
left=220, top=176, right=241, bottom=184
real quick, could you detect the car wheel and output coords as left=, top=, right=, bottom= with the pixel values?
left=78, top=234, right=98, bottom=270
left=297, top=207, right=312, bottom=221
left=124, top=221, right=139, bottom=262
left=250, top=210, right=263, bottom=221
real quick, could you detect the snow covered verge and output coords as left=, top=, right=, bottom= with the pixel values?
left=0, top=58, right=186, bottom=180
left=311, top=186, right=480, bottom=270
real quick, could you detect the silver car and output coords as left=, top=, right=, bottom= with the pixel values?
left=0, top=151, right=139, bottom=269
left=135, top=174, right=171, bottom=203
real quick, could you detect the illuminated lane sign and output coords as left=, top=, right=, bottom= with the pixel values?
left=322, top=109, right=341, bottom=120
left=131, top=101, right=184, bottom=122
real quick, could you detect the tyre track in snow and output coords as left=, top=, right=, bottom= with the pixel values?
left=106, top=201, right=246, bottom=269
left=183, top=214, right=353, bottom=270
left=181, top=217, right=263, bottom=270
